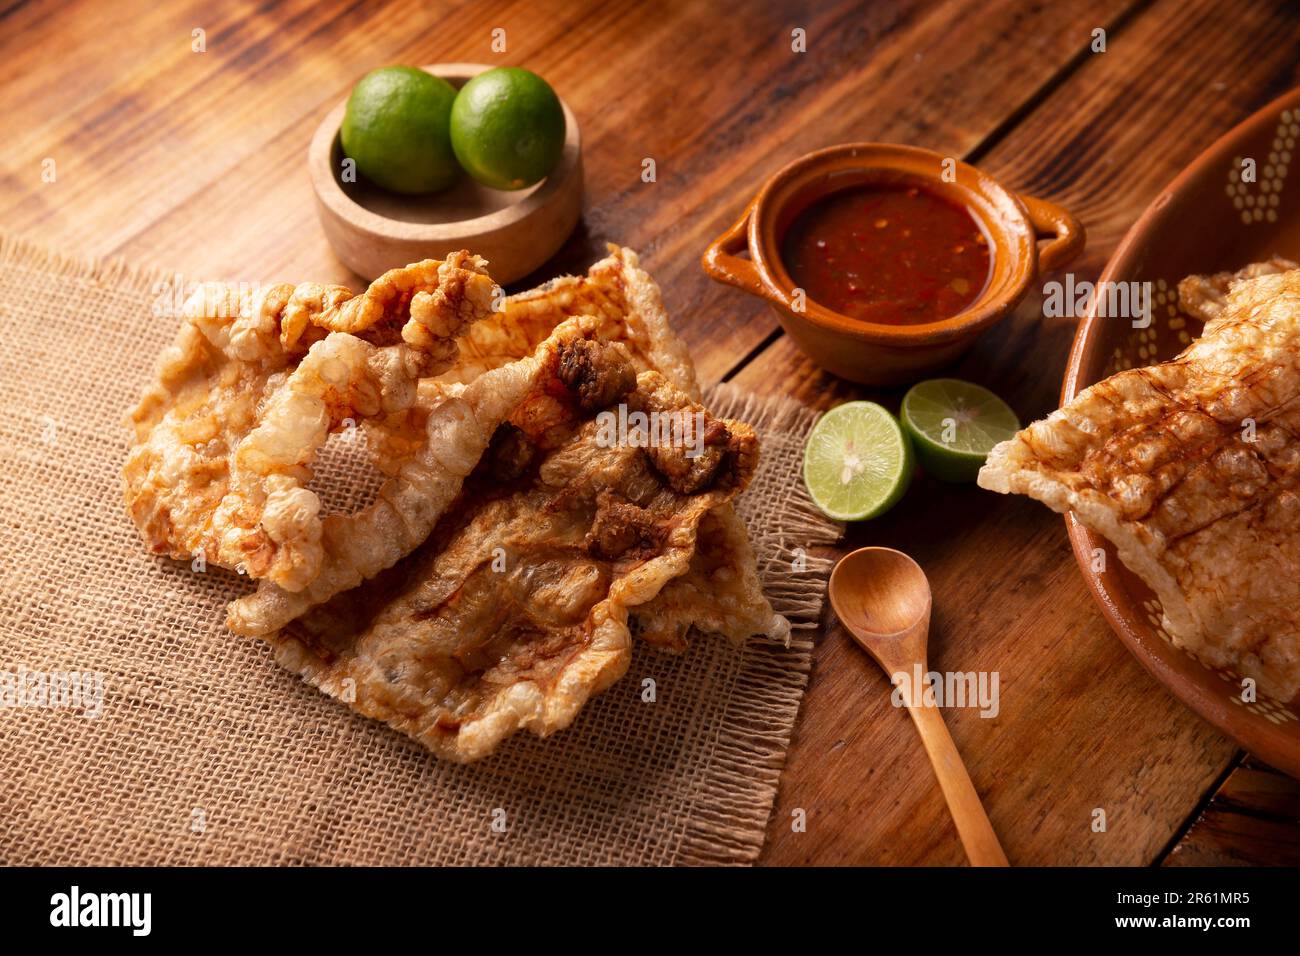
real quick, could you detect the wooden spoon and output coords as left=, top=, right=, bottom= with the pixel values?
left=829, top=546, right=1009, bottom=866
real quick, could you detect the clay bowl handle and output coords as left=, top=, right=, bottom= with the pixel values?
left=1019, top=193, right=1085, bottom=275
left=701, top=200, right=772, bottom=300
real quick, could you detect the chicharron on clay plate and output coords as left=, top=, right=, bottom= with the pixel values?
left=980, top=260, right=1300, bottom=704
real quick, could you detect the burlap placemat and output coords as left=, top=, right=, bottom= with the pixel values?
left=0, top=233, right=842, bottom=866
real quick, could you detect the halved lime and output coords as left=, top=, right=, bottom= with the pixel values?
left=803, top=402, right=914, bottom=521
left=900, top=379, right=1019, bottom=483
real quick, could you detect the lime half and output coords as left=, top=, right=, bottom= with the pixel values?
left=803, top=402, right=914, bottom=521
left=900, top=379, right=1019, bottom=483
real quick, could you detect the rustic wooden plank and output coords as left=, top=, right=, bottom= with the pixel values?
left=42, top=0, right=1133, bottom=382
left=0, top=0, right=480, bottom=247
left=1164, top=759, right=1300, bottom=866
left=745, top=0, right=1300, bottom=865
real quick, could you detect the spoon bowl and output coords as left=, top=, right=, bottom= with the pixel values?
left=829, top=547, right=1008, bottom=866
left=829, top=546, right=931, bottom=646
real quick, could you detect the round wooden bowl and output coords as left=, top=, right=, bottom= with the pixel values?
left=309, top=62, right=583, bottom=282
left=1064, top=86, right=1300, bottom=777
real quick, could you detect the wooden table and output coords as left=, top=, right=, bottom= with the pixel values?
left=7, top=0, right=1300, bottom=865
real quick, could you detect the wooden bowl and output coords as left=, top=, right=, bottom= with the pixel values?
left=309, top=63, right=583, bottom=282
left=1064, top=87, right=1300, bottom=777
left=701, top=143, right=1084, bottom=385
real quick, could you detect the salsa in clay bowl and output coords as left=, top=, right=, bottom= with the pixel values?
left=781, top=184, right=992, bottom=326
left=702, top=143, right=1084, bottom=386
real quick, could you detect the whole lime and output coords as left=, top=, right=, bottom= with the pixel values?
left=341, top=66, right=459, bottom=194
left=450, top=67, right=566, bottom=190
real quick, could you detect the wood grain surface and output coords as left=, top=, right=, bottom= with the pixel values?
left=1164, top=760, right=1300, bottom=866
left=4, top=0, right=1299, bottom=865
left=745, top=0, right=1300, bottom=866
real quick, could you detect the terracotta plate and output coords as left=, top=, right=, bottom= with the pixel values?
left=1064, top=88, right=1300, bottom=777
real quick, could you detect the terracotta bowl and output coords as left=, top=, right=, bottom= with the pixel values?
left=1064, top=87, right=1300, bottom=777
left=309, top=62, right=583, bottom=282
left=701, top=143, right=1084, bottom=385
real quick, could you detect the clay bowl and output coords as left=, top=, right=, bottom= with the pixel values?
left=1064, top=87, right=1300, bottom=776
left=701, top=143, right=1084, bottom=386
left=309, top=62, right=583, bottom=282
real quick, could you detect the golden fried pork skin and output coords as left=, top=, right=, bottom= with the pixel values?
left=980, top=265, right=1300, bottom=702
left=272, top=339, right=760, bottom=761
left=229, top=250, right=787, bottom=648
left=124, top=253, right=495, bottom=591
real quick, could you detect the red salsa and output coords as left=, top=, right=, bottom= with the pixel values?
left=781, top=184, right=991, bottom=325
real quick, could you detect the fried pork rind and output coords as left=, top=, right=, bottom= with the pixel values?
left=124, top=253, right=495, bottom=591
left=979, top=266, right=1300, bottom=702
left=224, top=328, right=560, bottom=635
left=439, top=244, right=700, bottom=396
left=439, top=244, right=784, bottom=645
left=272, top=335, right=761, bottom=760
left=228, top=245, right=786, bottom=645
left=1177, top=257, right=1297, bottom=323
left=127, top=245, right=786, bottom=759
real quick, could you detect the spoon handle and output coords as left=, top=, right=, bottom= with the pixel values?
left=906, top=701, right=1009, bottom=867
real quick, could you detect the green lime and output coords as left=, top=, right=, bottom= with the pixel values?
left=450, top=67, right=565, bottom=190
left=341, top=66, right=459, bottom=194
left=900, top=379, right=1020, bottom=483
left=803, top=402, right=914, bottom=521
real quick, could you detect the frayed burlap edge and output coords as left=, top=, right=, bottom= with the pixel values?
left=678, top=385, right=840, bottom=865
left=0, top=232, right=171, bottom=299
